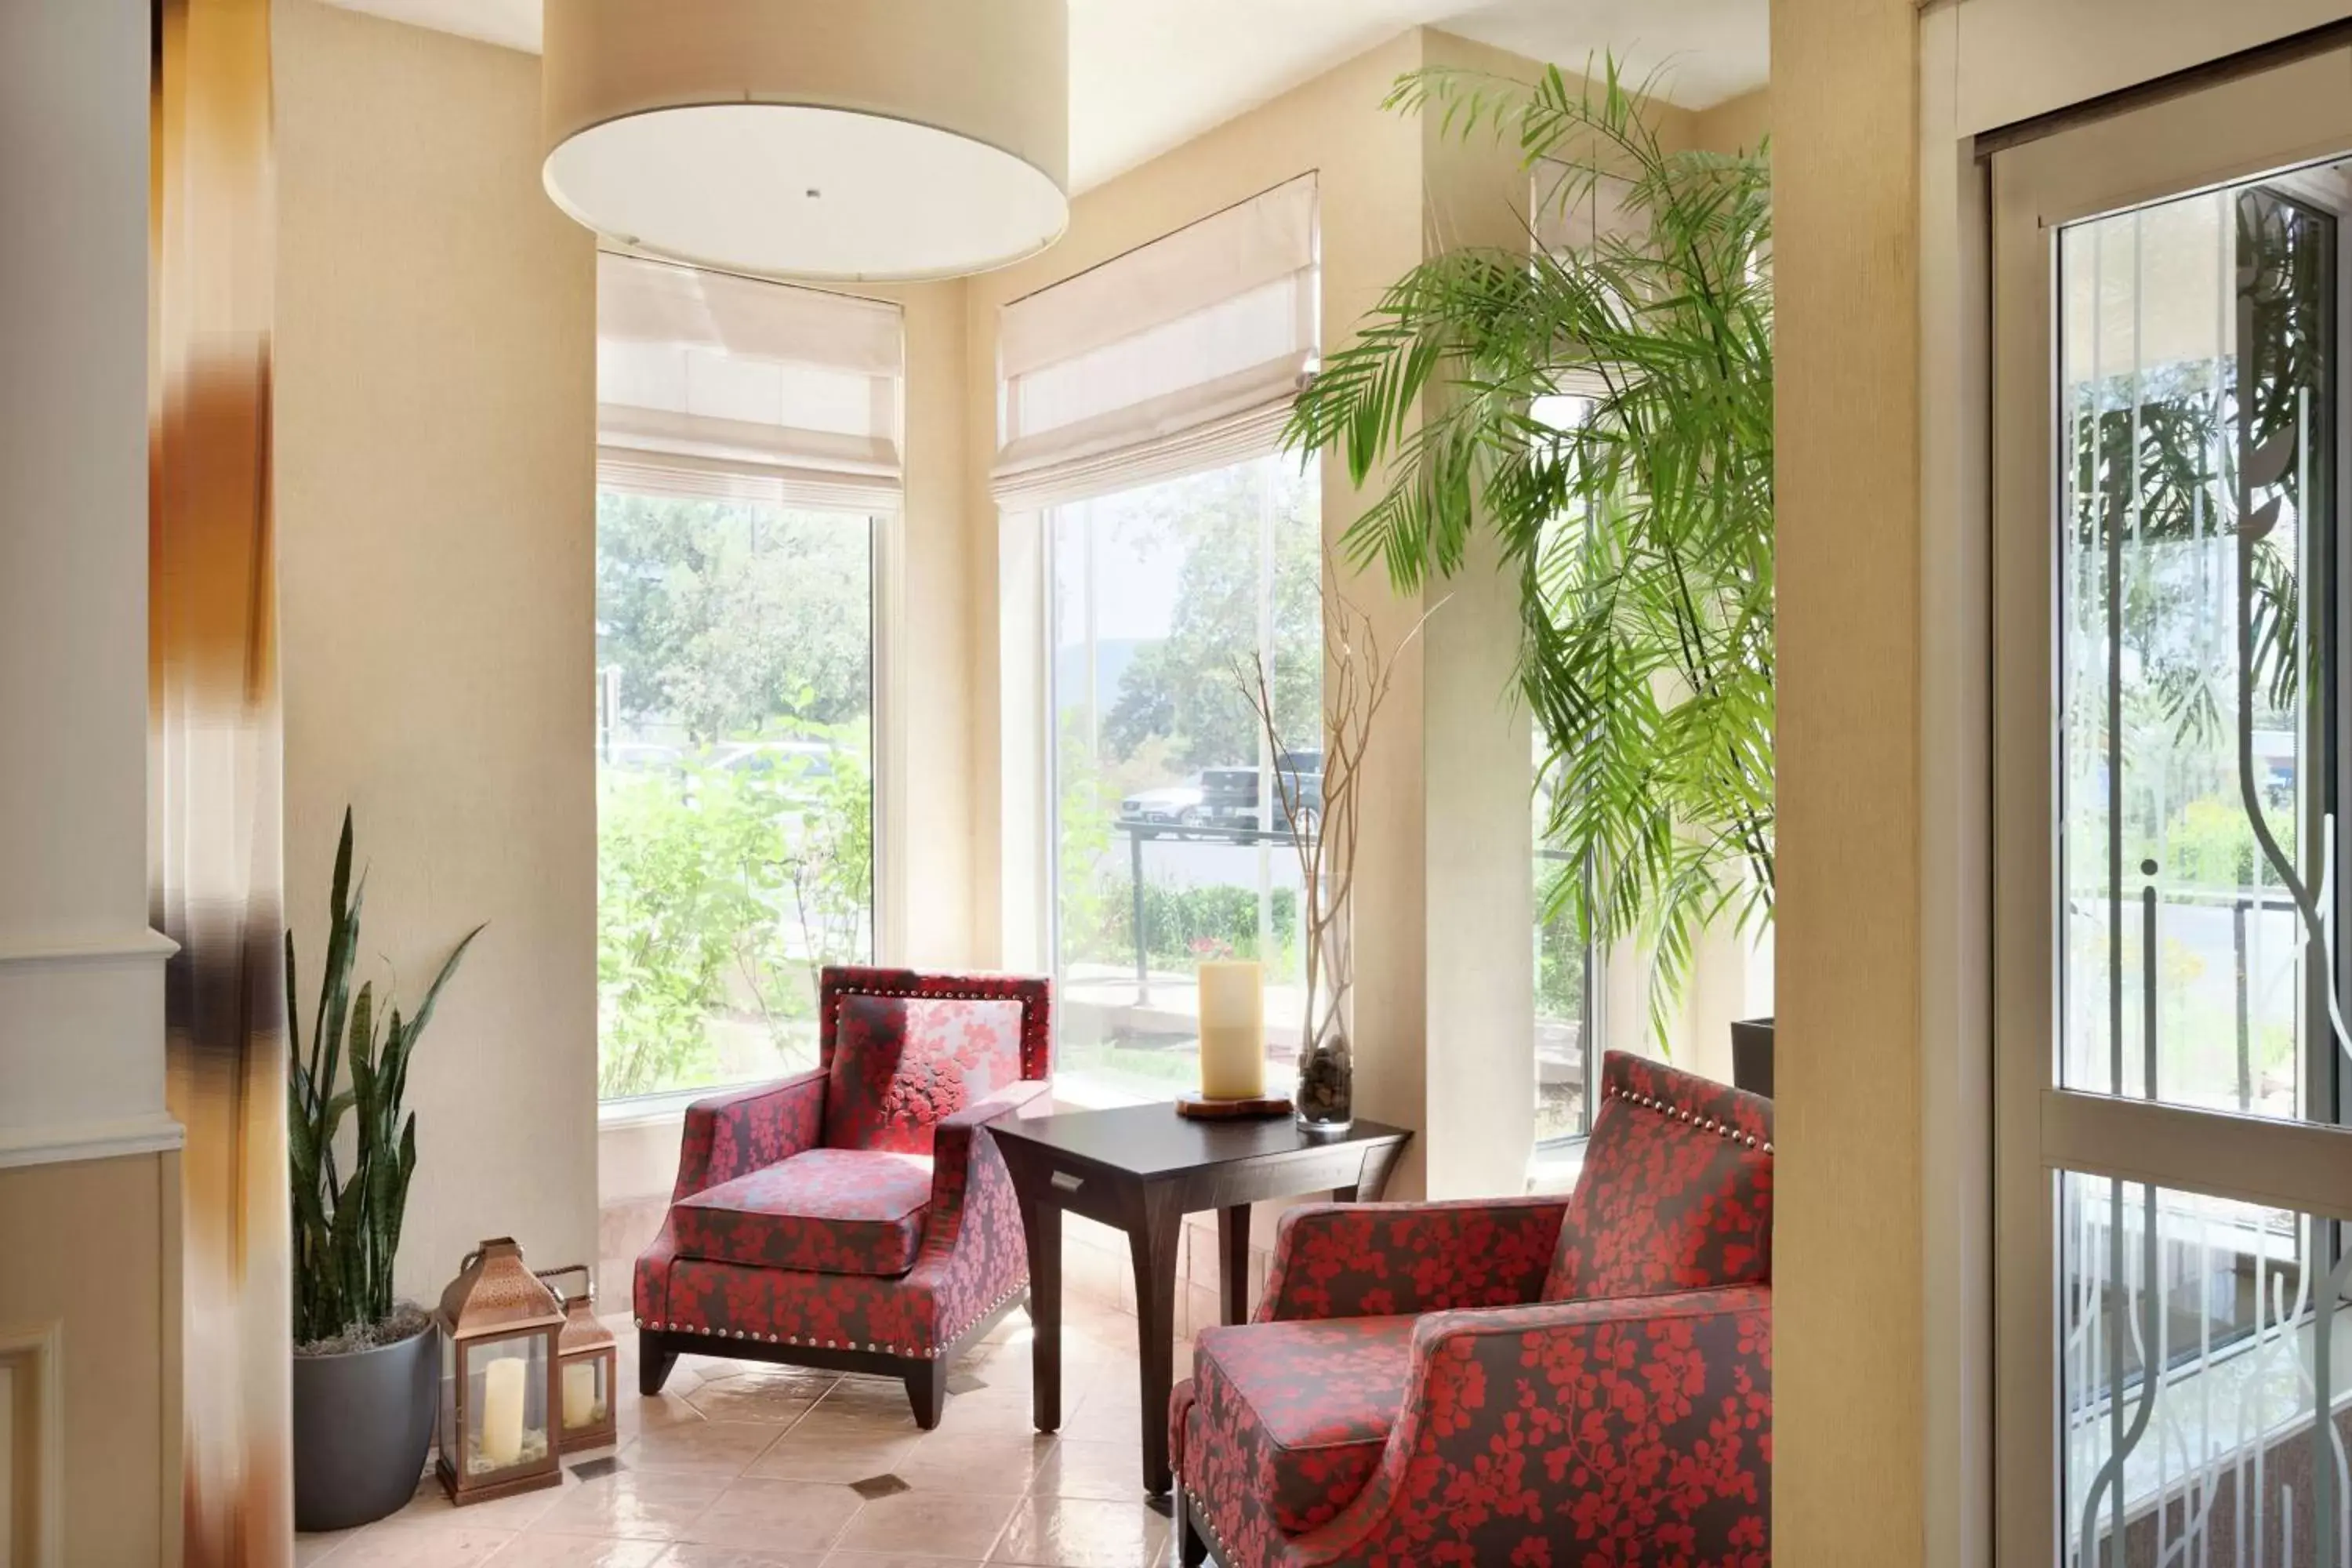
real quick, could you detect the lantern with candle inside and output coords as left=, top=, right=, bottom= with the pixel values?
left=434, top=1238, right=564, bottom=1504
left=535, top=1263, right=617, bottom=1452
left=1196, top=960, right=1266, bottom=1101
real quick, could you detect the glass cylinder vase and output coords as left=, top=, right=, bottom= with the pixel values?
left=1295, top=1016, right=1353, bottom=1134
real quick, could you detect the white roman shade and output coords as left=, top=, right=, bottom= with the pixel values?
left=597, top=251, right=904, bottom=513
left=993, top=173, right=1318, bottom=513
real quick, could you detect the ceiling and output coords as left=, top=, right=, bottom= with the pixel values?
left=322, top=0, right=1768, bottom=192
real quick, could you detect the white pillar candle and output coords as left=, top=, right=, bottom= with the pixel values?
left=562, top=1361, right=599, bottom=1428
left=481, top=1356, right=528, bottom=1468
left=1197, top=960, right=1265, bottom=1100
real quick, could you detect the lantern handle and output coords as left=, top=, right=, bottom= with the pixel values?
left=535, top=1262, right=593, bottom=1304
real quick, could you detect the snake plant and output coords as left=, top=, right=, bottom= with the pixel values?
left=288, top=808, right=482, bottom=1345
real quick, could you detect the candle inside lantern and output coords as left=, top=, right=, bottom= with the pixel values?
left=562, top=1361, right=599, bottom=1428
left=1196, top=960, right=1265, bottom=1100
left=481, top=1356, right=527, bottom=1468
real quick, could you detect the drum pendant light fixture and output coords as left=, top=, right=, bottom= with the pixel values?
left=542, top=0, right=1069, bottom=282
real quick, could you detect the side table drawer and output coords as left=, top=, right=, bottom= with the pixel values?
left=992, top=1141, right=1128, bottom=1229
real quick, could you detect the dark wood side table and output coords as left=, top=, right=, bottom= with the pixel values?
left=989, top=1105, right=1412, bottom=1495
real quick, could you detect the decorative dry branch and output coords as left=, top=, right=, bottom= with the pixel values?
left=1235, top=554, right=1436, bottom=1079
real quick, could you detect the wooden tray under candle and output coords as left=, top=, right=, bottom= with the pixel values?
left=1174, top=1094, right=1294, bottom=1120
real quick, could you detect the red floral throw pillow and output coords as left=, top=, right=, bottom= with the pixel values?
left=822, top=992, right=1023, bottom=1155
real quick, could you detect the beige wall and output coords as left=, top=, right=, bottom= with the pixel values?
left=274, top=0, right=601, bottom=1301
left=1951, top=0, right=2350, bottom=135
left=1692, top=85, right=1773, bottom=156
left=1771, top=1, right=1923, bottom=1563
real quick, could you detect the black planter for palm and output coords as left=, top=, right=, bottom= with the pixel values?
left=1730, top=1017, right=1775, bottom=1099
left=288, top=809, right=482, bottom=1530
left=292, top=1325, right=437, bottom=1531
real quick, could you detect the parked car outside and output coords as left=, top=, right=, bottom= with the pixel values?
left=711, top=740, right=838, bottom=801
left=603, top=741, right=685, bottom=774
left=1199, top=750, right=1323, bottom=837
left=1119, top=779, right=1206, bottom=838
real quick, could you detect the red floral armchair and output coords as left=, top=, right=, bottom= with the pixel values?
left=1171, top=1051, right=1773, bottom=1566
left=634, top=967, right=1051, bottom=1427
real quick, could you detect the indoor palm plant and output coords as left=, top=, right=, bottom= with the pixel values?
left=288, top=808, right=481, bottom=1530
left=1288, top=60, right=1773, bottom=1049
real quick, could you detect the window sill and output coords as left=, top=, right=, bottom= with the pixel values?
left=1047, top=1073, right=1178, bottom=1113
left=1526, top=1136, right=1589, bottom=1196
left=597, top=1090, right=707, bottom=1131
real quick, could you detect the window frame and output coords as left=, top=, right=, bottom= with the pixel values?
left=590, top=484, right=890, bottom=1111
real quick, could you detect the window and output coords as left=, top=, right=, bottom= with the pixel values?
left=1533, top=745, right=1594, bottom=1146
left=1530, top=387, right=1603, bottom=1156
left=593, top=252, right=901, bottom=1104
left=2047, top=175, right=2342, bottom=1560
left=1047, top=454, right=1319, bottom=1102
left=594, top=494, right=875, bottom=1101
left=993, top=176, right=1321, bottom=1102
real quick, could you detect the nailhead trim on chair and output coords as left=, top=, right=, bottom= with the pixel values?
left=1183, top=1485, right=1232, bottom=1564
left=637, top=1279, right=1025, bottom=1361
left=1606, top=1081, right=1773, bottom=1154
left=819, top=967, right=1054, bottom=1082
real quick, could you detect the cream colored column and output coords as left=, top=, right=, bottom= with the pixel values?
left=1410, top=31, right=1540, bottom=1197
left=887, top=278, right=982, bottom=969
left=0, top=0, right=178, bottom=1165
left=1770, top=0, right=1926, bottom=1561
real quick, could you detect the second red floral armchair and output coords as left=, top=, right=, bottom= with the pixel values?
left=1170, top=1051, right=1775, bottom=1566
left=633, top=966, right=1051, bottom=1428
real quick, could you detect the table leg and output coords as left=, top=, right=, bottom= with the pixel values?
left=1217, top=1204, right=1251, bottom=1326
left=1127, top=1189, right=1185, bottom=1494
left=1018, top=1196, right=1062, bottom=1432
left=1348, top=1139, right=1406, bottom=1203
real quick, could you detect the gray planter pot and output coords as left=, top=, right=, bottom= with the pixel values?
left=1730, top=1016, right=1775, bottom=1099
left=292, top=1323, right=437, bottom=1532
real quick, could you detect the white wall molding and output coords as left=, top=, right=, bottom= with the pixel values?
left=0, top=1115, right=183, bottom=1173
left=0, top=935, right=171, bottom=1149
left=0, top=928, right=177, bottom=968
left=0, top=1319, right=65, bottom=1568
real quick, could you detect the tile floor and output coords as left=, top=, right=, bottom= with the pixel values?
left=298, top=1298, right=1192, bottom=1568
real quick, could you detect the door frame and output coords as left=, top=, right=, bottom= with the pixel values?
left=1989, top=44, right=2352, bottom=1564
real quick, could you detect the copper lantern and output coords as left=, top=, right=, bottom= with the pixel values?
left=537, top=1263, right=618, bottom=1451
left=435, top=1238, right=565, bottom=1504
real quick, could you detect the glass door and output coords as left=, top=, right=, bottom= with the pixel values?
left=1993, top=48, right=2352, bottom=1566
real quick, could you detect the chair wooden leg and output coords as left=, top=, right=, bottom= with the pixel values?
left=639, top=1334, right=680, bottom=1397
left=1174, top=1487, right=1210, bottom=1566
left=905, top=1356, right=949, bottom=1430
